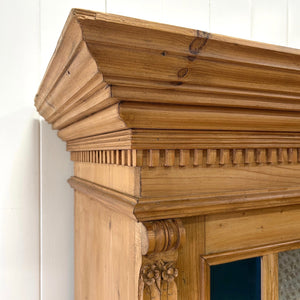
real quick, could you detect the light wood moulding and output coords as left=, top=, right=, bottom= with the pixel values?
left=67, top=130, right=300, bottom=151
left=71, top=147, right=300, bottom=167
left=35, top=9, right=300, bottom=300
left=58, top=102, right=300, bottom=141
left=72, top=162, right=300, bottom=220
left=35, top=8, right=300, bottom=142
left=199, top=240, right=298, bottom=300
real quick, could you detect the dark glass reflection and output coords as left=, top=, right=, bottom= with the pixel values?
left=211, top=257, right=261, bottom=300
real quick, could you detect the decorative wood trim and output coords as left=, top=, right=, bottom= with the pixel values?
left=139, top=260, right=179, bottom=300
left=68, top=176, right=137, bottom=218
left=59, top=102, right=300, bottom=141
left=200, top=257, right=210, bottom=300
left=71, top=149, right=140, bottom=166
left=71, top=147, right=300, bottom=167
left=200, top=241, right=298, bottom=300
left=111, top=85, right=300, bottom=112
left=70, top=162, right=300, bottom=220
left=201, top=239, right=300, bottom=266
left=138, top=219, right=186, bottom=300
left=135, top=188, right=300, bottom=221
left=67, top=130, right=300, bottom=151
left=143, top=219, right=186, bottom=255
left=35, top=9, right=300, bottom=300
left=36, top=9, right=300, bottom=142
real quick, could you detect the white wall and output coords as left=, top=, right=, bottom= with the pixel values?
left=0, top=0, right=299, bottom=299
left=0, top=0, right=40, bottom=299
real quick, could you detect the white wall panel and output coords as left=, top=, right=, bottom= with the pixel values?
left=0, top=110, right=40, bottom=300
left=40, top=121, right=74, bottom=300
left=107, top=0, right=163, bottom=23
left=288, top=0, right=300, bottom=49
left=210, top=0, right=251, bottom=39
left=162, top=0, right=209, bottom=31
left=251, top=0, right=288, bottom=46
left=0, top=0, right=40, bottom=299
left=40, top=0, right=106, bottom=74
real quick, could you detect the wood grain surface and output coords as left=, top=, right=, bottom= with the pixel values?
left=35, top=9, right=300, bottom=300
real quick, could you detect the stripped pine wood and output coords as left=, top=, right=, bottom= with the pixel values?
left=201, top=240, right=300, bottom=266
left=205, top=206, right=300, bottom=254
left=48, top=74, right=106, bottom=124
left=52, top=87, right=116, bottom=130
left=70, top=147, right=300, bottom=167
left=261, top=254, right=279, bottom=300
left=35, top=9, right=300, bottom=300
left=140, top=164, right=300, bottom=197
left=111, top=85, right=300, bottom=112
left=59, top=102, right=300, bottom=140
left=67, top=130, right=300, bottom=151
left=35, top=14, right=83, bottom=109
left=74, top=162, right=141, bottom=197
left=74, top=191, right=141, bottom=300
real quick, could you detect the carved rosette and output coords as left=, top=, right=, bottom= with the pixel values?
left=139, top=219, right=185, bottom=300
left=139, top=261, right=178, bottom=300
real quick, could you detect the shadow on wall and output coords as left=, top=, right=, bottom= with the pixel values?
left=40, top=120, right=74, bottom=300
left=0, top=107, right=40, bottom=299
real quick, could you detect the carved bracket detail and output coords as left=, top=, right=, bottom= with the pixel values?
left=144, top=219, right=186, bottom=254
left=139, top=260, right=178, bottom=300
left=139, top=219, right=185, bottom=300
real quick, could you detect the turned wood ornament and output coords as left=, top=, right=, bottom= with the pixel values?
left=143, top=219, right=186, bottom=254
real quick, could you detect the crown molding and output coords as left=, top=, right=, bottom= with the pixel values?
left=35, top=9, right=300, bottom=143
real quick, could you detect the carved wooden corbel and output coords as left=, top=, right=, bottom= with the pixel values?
left=139, top=219, right=186, bottom=300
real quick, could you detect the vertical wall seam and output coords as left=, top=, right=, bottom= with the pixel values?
left=286, top=0, right=289, bottom=46
left=208, top=0, right=211, bottom=32
left=39, top=120, right=42, bottom=300
left=250, top=0, right=254, bottom=40
left=38, top=0, right=42, bottom=298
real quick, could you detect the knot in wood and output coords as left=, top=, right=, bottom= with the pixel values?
left=177, top=68, right=189, bottom=78
left=189, top=32, right=210, bottom=54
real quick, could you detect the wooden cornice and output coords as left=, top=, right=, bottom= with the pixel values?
left=68, top=176, right=137, bottom=218
left=37, top=11, right=300, bottom=299
left=36, top=9, right=300, bottom=221
left=35, top=8, right=300, bottom=143
left=69, top=175, right=300, bottom=221
left=66, top=130, right=300, bottom=151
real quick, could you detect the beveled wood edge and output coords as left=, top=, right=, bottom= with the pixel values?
left=73, top=8, right=300, bottom=58
left=69, top=175, right=300, bottom=221
left=200, top=257, right=210, bottom=300
left=199, top=242, right=289, bottom=300
left=68, top=176, right=138, bottom=218
left=67, top=129, right=300, bottom=151
left=201, top=239, right=300, bottom=266
left=134, top=188, right=300, bottom=221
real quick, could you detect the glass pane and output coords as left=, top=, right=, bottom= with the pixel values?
left=211, top=257, right=261, bottom=300
left=279, top=248, right=300, bottom=300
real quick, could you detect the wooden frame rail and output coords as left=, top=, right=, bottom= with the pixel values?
left=200, top=240, right=300, bottom=300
